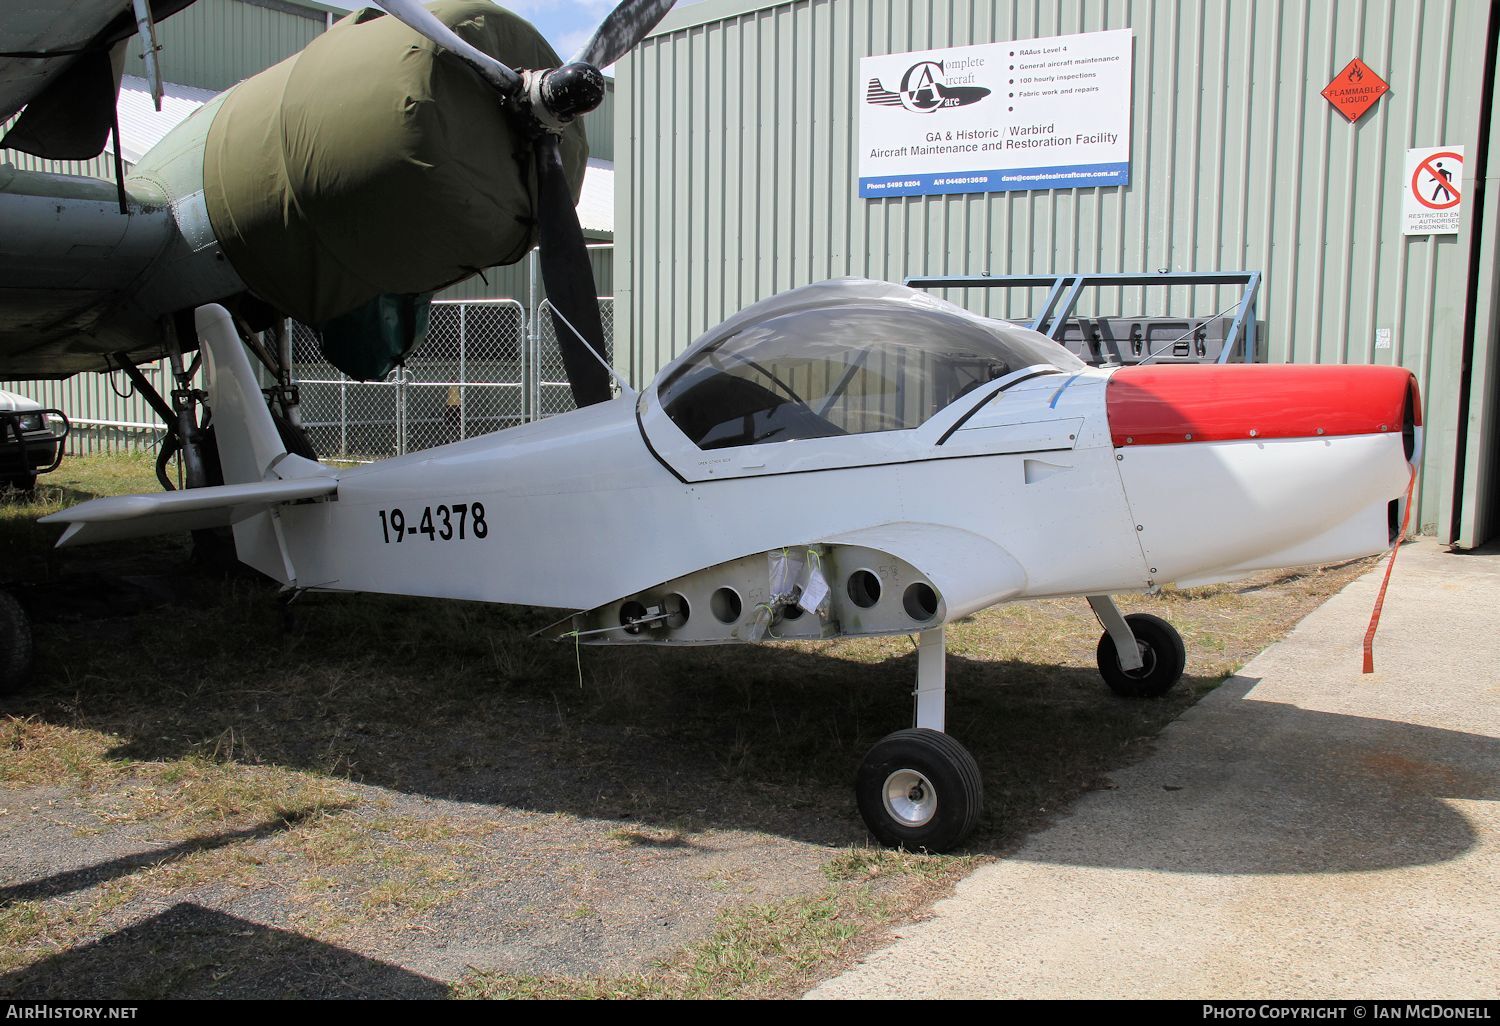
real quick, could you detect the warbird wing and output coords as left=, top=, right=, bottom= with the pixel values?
left=1, top=1, right=198, bottom=161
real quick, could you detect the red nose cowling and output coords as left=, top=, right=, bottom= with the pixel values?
left=1105, top=365, right=1421, bottom=448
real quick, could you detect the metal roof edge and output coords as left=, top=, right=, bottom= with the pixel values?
left=649, top=0, right=801, bottom=39
left=239, top=0, right=346, bottom=18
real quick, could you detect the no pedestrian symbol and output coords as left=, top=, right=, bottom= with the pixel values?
left=1403, top=146, right=1464, bottom=235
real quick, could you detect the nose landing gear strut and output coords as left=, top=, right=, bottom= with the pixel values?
left=853, top=599, right=1187, bottom=852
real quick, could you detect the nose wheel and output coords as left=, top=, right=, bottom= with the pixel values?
left=1091, top=603, right=1186, bottom=698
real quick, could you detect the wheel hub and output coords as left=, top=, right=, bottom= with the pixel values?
left=1125, top=641, right=1158, bottom=678
left=882, top=768, right=938, bottom=827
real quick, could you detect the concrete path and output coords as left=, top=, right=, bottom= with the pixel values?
left=811, top=540, right=1500, bottom=999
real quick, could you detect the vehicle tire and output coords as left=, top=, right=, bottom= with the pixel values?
left=855, top=728, right=983, bottom=852
left=1096, top=612, right=1186, bottom=698
left=197, top=409, right=317, bottom=489
left=4, top=474, right=36, bottom=495
left=271, top=409, right=318, bottom=461
left=0, top=590, right=33, bottom=693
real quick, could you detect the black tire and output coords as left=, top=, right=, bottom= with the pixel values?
left=1096, top=612, right=1186, bottom=698
left=271, top=409, right=318, bottom=461
left=197, top=409, right=316, bottom=490
left=0, top=590, right=33, bottom=693
left=4, top=474, right=36, bottom=495
left=855, top=728, right=983, bottom=852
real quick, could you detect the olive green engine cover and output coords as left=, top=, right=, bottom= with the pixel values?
left=202, top=0, right=588, bottom=330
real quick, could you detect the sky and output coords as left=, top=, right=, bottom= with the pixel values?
left=321, top=1, right=702, bottom=67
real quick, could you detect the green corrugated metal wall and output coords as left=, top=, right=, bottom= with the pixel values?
left=0, top=143, right=120, bottom=181
left=616, top=0, right=1500, bottom=543
left=126, top=0, right=330, bottom=91
left=436, top=246, right=614, bottom=302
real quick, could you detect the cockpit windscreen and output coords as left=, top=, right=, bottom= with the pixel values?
left=658, top=304, right=1079, bottom=450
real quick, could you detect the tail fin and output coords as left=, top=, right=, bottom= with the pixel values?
left=198, top=304, right=322, bottom=484
left=42, top=306, right=335, bottom=588
left=197, top=304, right=332, bottom=587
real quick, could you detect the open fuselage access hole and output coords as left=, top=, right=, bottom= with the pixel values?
left=903, top=582, right=939, bottom=622
left=620, top=600, right=649, bottom=634
left=710, top=587, right=742, bottom=624
left=847, top=569, right=881, bottom=608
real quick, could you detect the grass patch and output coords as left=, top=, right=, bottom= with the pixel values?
left=821, top=845, right=971, bottom=883
left=2, top=716, right=354, bottom=833
left=455, top=860, right=965, bottom=1000
left=0, top=453, right=172, bottom=581
left=0, top=453, right=1375, bottom=997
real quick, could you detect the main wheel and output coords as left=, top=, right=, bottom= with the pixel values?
left=4, top=474, right=36, bottom=495
left=855, top=728, right=983, bottom=852
left=0, top=590, right=33, bottom=693
left=1096, top=612, right=1185, bottom=698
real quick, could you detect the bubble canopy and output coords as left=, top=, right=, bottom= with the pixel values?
left=654, top=280, right=1083, bottom=451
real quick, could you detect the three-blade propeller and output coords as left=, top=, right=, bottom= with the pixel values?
left=374, top=0, right=677, bottom=407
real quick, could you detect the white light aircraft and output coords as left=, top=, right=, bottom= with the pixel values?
left=42, top=280, right=1422, bottom=850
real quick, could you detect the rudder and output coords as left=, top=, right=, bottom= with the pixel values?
left=198, top=304, right=312, bottom=485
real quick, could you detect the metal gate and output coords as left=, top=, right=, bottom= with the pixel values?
left=292, top=296, right=615, bottom=461
left=535, top=297, right=614, bottom=419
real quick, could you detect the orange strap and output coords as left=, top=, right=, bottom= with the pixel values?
left=1362, top=467, right=1417, bottom=674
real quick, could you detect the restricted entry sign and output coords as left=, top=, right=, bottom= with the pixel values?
left=1403, top=146, right=1464, bottom=235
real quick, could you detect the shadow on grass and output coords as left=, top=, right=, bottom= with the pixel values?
left=0, top=807, right=343, bottom=905
left=1, top=482, right=190, bottom=589
left=3, top=561, right=1493, bottom=872
left=0, top=903, right=448, bottom=999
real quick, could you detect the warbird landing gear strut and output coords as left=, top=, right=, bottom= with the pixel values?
left=854, top=601, right=1187, bottom=851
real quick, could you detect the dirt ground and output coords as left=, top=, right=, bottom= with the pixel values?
left=0, top=455, right=1376, bottom=998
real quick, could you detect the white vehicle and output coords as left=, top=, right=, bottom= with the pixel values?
left=0, top=389, right=68, bottom=493
left=43, top=282, right=1422, bottom=850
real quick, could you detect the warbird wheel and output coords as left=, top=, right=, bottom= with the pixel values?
left=856, top=729, right=983, bottom=852
left=0, top=590, right=33, bottom=693
left=1096, top=612, right=1185, bottom=698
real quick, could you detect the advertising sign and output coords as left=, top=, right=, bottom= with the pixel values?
left=858, top=29, right=1134, bottom=198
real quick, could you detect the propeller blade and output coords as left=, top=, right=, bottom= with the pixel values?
left=573, top=0, right=677, bottom=69
left=533, top=134, right=612, bottom=408
left=373, top=0, right=522, bottom=94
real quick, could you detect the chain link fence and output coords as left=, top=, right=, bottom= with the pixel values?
left=291, top=296, right=615, bottom=461
left=0, top=259, right=618, bottom=463
left=535, top=297, right=614, bottom=418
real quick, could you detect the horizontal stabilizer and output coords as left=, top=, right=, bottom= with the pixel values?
left=40, top=477, right=337, bottom=548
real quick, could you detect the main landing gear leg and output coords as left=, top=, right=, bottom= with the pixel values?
left=113, top=310, right=210, bottom=494
left=855, top=625, right=983, bottom=852
left=1089, top=595, right=1186, bottom=699
left=166, top=311, right=210, bottom=491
